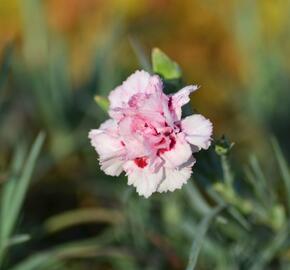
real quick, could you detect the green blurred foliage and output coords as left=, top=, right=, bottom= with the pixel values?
left=0, top=0, right=290, bottom=269
left=152, top=48, right=181, bottom=80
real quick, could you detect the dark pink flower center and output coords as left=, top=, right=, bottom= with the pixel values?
left=168, top=97, right=173, bottom=109
left=134, top=157, right=148, bottom=168
left=157, top=136, right=176, bottom=156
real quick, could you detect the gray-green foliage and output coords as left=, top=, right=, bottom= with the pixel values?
left=0, top=133, right=45, bottom=269
left=1, top=1, right=290, bottom=268
left=7, top=46, right=290, bottom=270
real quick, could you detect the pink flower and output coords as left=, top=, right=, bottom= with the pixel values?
left=89, top=70, right=213, bottom=198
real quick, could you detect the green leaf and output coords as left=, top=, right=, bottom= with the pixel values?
left=0, top=132, right=45, bottom=267
left=11, top=235, right=130, bottom=270
left=4, top=234, right=31, bottom=248
left=271, top=137, right=290, bottom=211
left=10, top=252, right=61, bottom=270
left=44, top=208, right=124, bottom=234
left=186, top=204, right=225, bottom=270
left=249, top=224, right=288, bottom=270
left=0, top=143, right=26, bottom=230
left=247, top=155, right=276, bottom=210
left=3, top=132, right=45, bottom=238
left=152, top=48, right=182, bottom=80
left=94, top=95, right=109, bottom=113
left=184, top=181, right=211, bottom=215
left=269, top=204, right=285, bottom=231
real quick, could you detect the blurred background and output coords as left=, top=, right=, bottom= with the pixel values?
left=1, top=0, right=290, bottom=269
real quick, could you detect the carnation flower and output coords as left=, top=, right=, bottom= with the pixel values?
left=89, top=70, right=212, bottom=198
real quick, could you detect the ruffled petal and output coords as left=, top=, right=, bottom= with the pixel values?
left=170, top=85, right=198, bottom=119
left=89, top=120, right=125, bottom=176
left=108, top=70, right=150, bottom=109
left=157, top=157, right=195, bottom=193
left=109, top=72, right=164, bottom=121
left=89, top=121, right=122, bottom=159
left=161, top=134, right=192, bottom=168
left=100, top=158, right=124, bottom=176
left=181, top=114, right=213, bottom=150
left=124, top=161, right=164, bottom=198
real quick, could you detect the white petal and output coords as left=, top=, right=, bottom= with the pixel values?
left=89, top=130, right=123, bottom=160
left=171, top=85, right=198, bottom=119
left=100, top=158, right=124, bottom=176
left=124, top=161, right=164, bottom=198
left=108, top=70, right=151, bottom=109
left=172, top=85, right=198, bottom=107
left=157, top=158, right=195, bottom=193
left=98, top=119, right=117, bottom=131
left=181, top=114, right=213, bottom=150
left=161, top=134, right=192, bottom=169
left=89, top=120, right=125, bottom=176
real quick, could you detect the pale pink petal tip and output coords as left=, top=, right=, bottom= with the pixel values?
left=182, top=114, right=213, bottom=150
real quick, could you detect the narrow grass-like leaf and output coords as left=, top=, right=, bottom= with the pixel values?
left=221, top=155, right=234, bottom=187
left=186, top=204, right=225, bottom=270
left=244, top=166, right=268, bottom=207
left=44, top=208, right=123, bottom=233
left=209, top=186, right=251, bottom=230
left=249, top=225, right=288, bottom=270
left=249, top=155, right=267, bottom=188
left=271, top=138, right=290, bottom=210
left=11, top=238, right=130, bottom=270
left=3, top=133, right=45, bottom=239
left=249, top=155, right=273, bottom=206
left=0, top=143, right=27, bottom=266
left=4, top=234, right=31, bottom=248
left=129, top=37, right=151, bottom=72
left=184, top=181, right=211, bottom=215
left=10, top=252, right=60, bottom=270
left=181, top=220, right=232, bottom=269
left=227, top=206, right=251, bottom=231
left=0, top=132, right=45, bottom=267
left=0, top=143, right=26, bottom=231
